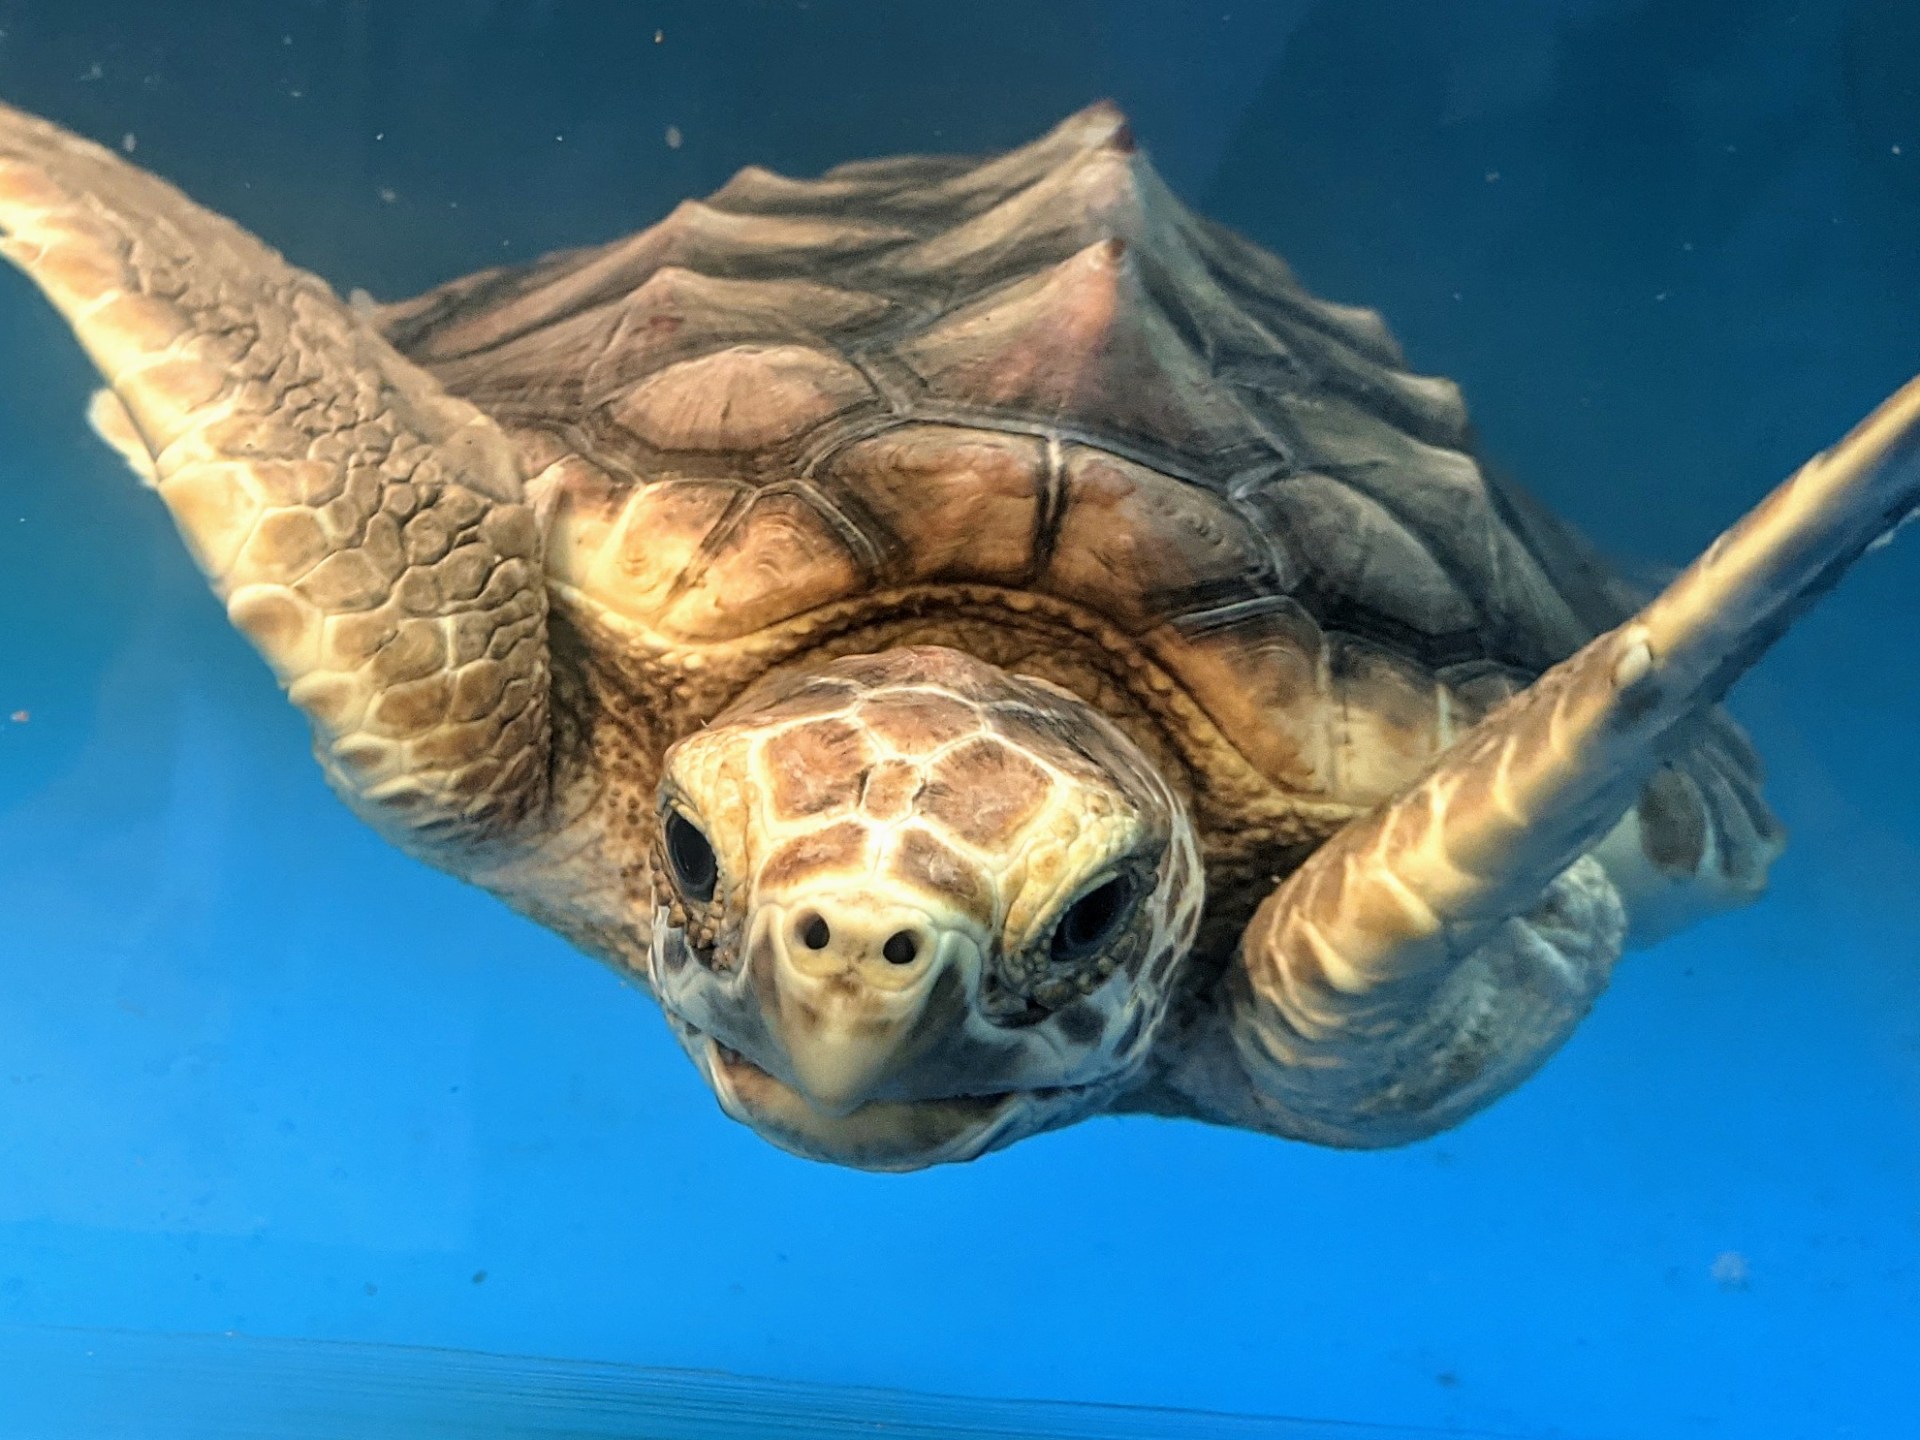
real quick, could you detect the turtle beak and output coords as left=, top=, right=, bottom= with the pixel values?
left=750, top=893, right=970, bottom=1116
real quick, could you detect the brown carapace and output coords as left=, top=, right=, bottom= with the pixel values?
left=4, top=98, right=1917, bottom=1168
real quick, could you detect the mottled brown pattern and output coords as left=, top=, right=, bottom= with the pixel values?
left=821, top=426, right=1045, bottom=586
left=854, top=691, right=982, bottom=754
left=888, top=826, right=995, bottom=923
left=920, top=736, right=1052, bottom=849
left=758, top=820, right=871, bottom=894
left=712, top=594, right=1308, bottom=860
left=3, top=94, right=1843, bottom=1175
left=858, top=758, right=923, bottom=821
left=762, top=717, right=872, bottom=818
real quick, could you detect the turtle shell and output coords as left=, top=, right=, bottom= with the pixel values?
left=373, top=103, right=1653, bottom=811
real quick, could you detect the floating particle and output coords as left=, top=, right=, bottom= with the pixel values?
left=654, top=28, right=664, bottom=43
left=1710, top=1250, right=1750, bottom=1291
left=378, top=187, right=397, bottom=204
left=665, top=124, right=683, bottom=150
left=8, top=711, right=27, bottom=724
left=121, top=132, right=136, bottom=154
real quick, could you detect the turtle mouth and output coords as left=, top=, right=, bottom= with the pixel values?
left=691, top=1030, right=1061, bottom=1172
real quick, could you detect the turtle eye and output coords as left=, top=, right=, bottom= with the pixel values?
left=1050, top=875, right=1136, bottom=964
left=665, top=810, right=718, bottom=904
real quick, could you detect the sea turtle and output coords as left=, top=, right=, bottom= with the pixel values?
left=2, top=100, right=1916, bottom=1172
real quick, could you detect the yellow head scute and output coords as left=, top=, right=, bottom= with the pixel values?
left=918, top=736, right=1052, bottom=851
left=649, top=644, right=1202, bottom=1168
left=761, top=716, right=873, bottom=818
left=669, top=646, right=1161, bottom=934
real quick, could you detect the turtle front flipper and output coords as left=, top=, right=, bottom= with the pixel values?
left=0, top=103, right=550, bottom=855
left=1189, top=373, right=1920, bottom=1147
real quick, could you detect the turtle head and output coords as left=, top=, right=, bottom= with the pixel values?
left=646, top=645, right=1203, bottom=1170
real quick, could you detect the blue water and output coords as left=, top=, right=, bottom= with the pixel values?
left=1, top=3, right=1917, bottom=1436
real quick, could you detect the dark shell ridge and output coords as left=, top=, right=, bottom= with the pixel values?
left=375, top=102, right=1651, bottom=799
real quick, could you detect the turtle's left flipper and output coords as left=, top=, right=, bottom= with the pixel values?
left=0, top=102, right=553, bottom=856
left=1217, top=373, right=1920, bottom=1145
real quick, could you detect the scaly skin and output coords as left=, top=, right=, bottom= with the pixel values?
left=0, top=100, right=551, bottom=860
left=648, top=647, right=1204, bottom=1170
left=1195, top=374, right=1920, bottom=1147
left=6, top=95, right=1920, bottom=1169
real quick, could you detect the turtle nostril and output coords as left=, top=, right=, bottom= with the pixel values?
left=798, top=912, right=831, bottom=950
left=882, top=930, right=920, bottom=966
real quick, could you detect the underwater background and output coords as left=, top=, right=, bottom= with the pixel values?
left=0, top=1, right=1917, bottom=1436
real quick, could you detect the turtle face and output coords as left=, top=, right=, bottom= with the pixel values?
left=645, top=646, right=1203, bottom=1171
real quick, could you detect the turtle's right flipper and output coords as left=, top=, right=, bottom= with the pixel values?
left=1220, top=372, right=1920, bottom=1144
left=0, top=102, right=552, bottom=854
